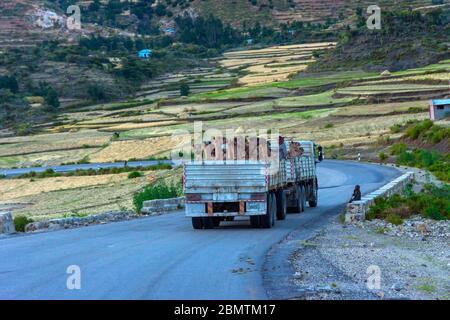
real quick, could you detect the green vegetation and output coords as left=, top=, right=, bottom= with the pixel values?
left=379, top=152, right=388, bottom=163
left=366, top=184, right=450, bottom=223
left=388, top=120, right=450, bottom=182
left=133, top=180, right=182, bottom=213
left=180, top=83, right=190, bottom=97
left=13, top=215, right=34, bottom=232
left=312, top=8, right=450, bottom=71
left=128, top=171, right=144, bottom=179
left=405, top=119, right=449, bottom=144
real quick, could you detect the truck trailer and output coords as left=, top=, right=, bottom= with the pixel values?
left=183, top=140, right=319, bottom=229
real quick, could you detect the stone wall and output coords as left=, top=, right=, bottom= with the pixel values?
left=0, top=212, right=15, bottom=234
left=141, top=197, right=185, bottom=215
left=345, top=172, right=414, bottom=223
left=25, top=211, right=136, bottom=233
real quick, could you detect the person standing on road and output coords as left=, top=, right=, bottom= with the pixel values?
left=349, top=185, right=361, bottom=203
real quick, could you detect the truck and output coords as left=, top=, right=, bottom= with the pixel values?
left=183, top=140, right=319, bottom=229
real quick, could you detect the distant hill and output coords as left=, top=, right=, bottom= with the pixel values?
left=309, top=7, right=450, bottom=72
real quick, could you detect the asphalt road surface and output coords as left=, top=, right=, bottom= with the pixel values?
left=0, top=160, right=174, bottom=178
left=0, top=160, right=400, bottom=300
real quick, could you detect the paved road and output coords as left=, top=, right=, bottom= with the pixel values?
left=0, top=160, right=400, bottom=300
left=0, top=160, right=174, bottom=178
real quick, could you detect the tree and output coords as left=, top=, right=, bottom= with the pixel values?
left=87, top=84, right=106, bottom=102
left=0, top=75, right=19, bottom=94
left=89, top=0, right=101, bottom=11
left=45, top=87, right=60, bottom=111
left=180, top=83, right=190, bottom=96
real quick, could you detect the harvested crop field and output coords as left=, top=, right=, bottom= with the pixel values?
left=0, top=169, right=176, bottom=221
left=220, top=43, right=336, bottom=86
left=89, top=135, right=186, bottom=162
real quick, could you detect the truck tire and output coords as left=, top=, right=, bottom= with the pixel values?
left=309, top=179, right=318, bottom=208
left=250, top=216, right=260, bottom=228
left=213, top=217, right=221, bottom=227
left=261, top=193, right=275, bottom=228
left=291, top=184, right=302, bottom=214
left=192, top=217, right=203, bottom=229
left=202, top=217, right=215, bottom=229
left=276, top=189, right=287, bottom=220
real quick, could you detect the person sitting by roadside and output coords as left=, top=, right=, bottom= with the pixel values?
left=349, top=185, right=362, bottom=203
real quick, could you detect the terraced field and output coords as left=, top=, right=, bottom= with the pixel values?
left=1, top=41, right=449, bottom=220
left=221, top=43, right=336, bottom=86
left=2, top=43, right=448, bottom=169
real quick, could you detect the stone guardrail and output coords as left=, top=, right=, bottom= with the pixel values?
left=0, top=212, right=15, bottom=234
left=24, top=211, right=136, bottom=233
left=345, top=172, right=415, bottom=223
left=141, top=197, right=185, bottom=215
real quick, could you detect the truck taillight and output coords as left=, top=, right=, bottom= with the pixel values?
left=186, top=194, right=201, bottom=202
left=250, top=193, right=266, bottom=201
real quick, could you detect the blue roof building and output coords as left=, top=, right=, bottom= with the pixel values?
left=138, top=49, right=152, bottom=59
left=164, top=27, right=176, bottom=35
left=429, top=99, right=450, bottom=120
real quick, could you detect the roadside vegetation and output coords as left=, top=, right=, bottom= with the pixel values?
left=366, top=184, right=450, bottom=224
left=133, top=180, right=183, bottom=213
left=389, top=120, right=449, bottom=182
left=14, top=163, right=172, bottom=180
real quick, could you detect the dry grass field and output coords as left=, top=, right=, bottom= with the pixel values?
left=89, top=136, right=186, bottom=162
left=0, top=169, right=176, bottom=221
left=220, top=43, right=335, bottom=86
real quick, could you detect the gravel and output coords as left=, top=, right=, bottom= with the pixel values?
left=292, top=217, right=450, bottom=300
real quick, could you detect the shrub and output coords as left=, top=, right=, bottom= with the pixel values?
left=14, top=215, right=33, bottom=232
left=379, top=152, right=388, bottom=163
left=390, top=124, right=402, bottom=133
left=128, top=171, right=143, bottom=179
left=133, top=180, right=182, bottom=213
left=386, top=213, right=403, bottom=225
left=367, top=184, right=449, bottom=222
left=390, top=143, right=407, bottom=155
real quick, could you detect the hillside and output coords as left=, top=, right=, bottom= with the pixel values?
left=310, top=7, right=450, bottom=72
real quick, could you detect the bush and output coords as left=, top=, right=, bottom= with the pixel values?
left=386, top=213, right=403, bottom=225
left=133, top=180, right=182, bottom=213
left=390, top=124, right=402, bottom=134
left=379, top=152, right=388, bottom=163
left=128, top=171, right=143, bottom=179
left=366, top=184, right=449, bottom=222
left=390, top=143, right=407, bottom=155
left=14, top=215, right=34, bottom=232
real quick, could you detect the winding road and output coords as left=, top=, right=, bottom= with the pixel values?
left=0, top=160, right=400, bottom=300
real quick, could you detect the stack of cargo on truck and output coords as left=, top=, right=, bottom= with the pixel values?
left=183, top=139, right=319, bottom=229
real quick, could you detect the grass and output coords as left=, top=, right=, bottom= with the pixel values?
left=416, top=283, right=436, bottom=294
left=275, top=90, right=354, bottom=107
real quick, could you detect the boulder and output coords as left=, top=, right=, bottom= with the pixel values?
left=0, top=212, right=16, bottom=234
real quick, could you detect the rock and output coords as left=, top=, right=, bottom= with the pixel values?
left=0, top=212, right=15, bottom=234
left=391, top=283, right=403, bottom=291
left=415, top=223, right=430, bottom=234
